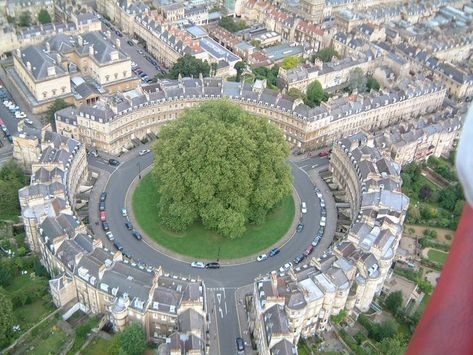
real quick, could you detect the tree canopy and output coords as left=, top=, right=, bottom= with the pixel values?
left=313, top=47, right=338, bottom=62
left=0, top=288, right=14, bottom=347
left=120, top=323, right=146, bottom=355
left=305, top=80, right=327, bottom=107
left=168, top=54, right=210, bottom=79
left=218, top=17, right=248, bottom=32
left=37, top=9, right=51, bottom=24
left=282, top=56, right=300, bottom=70
left=385, top=290, right=403, bottom=315
left=153, top=100, right=292, bottom=239
left=234, top=61, right=246, bottom=82
left=0, top=160, right=27, bottom=221
left=46, top=99, right=70, bottom=131
left=252, top=65, right=279, bottom=88
left=367, top=76, right=380, bottom=91
left=18, top=11, right=31, bottom=27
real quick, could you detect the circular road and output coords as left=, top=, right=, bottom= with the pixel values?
left=103, top=152, right=324, bottom=288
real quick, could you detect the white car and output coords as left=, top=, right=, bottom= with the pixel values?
left=105, top=231, right=114, bottom=241
left=16, top=112, right=26, bottom=119
left=301, top=202, right=307, bottom=214
left=138, top=149, right=151, bottom=156
left=278, top=262, right=293, bottom=273
left=191, top=261, right=205, bottom=268
left=121, top=208, right=127, bottom=217
left=256, top=254, right=268, bottom=262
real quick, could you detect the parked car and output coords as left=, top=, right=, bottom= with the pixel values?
left=132, top=231, right=142, bottom=240
left=191, top=261, right=205, bottom=268
left=303, top=245, right=314, bottom=257
left=205, top=262, right=220, bottom=269
left=269, top=248, right=280, bottom=257
left=102, top=221, right=110, bottom=231
left=127, top=40, right=134, bottom=46
left=138, top=49, right=144, bottom=54
left=114, top=240, right=124, bottom=251
left=301, top=202, right=307, bottom=214
left=279, top=262, right=293, bottom=273
left=312, top=236, right=321, bottom=247
left=294, top=254, right=305, bottom=264
left=256, top=254, right=268, bottom=262
left=100, top=192, right=107, bottom=202
left=139, top=149, right=151, bottom=156
left=296, top=223, right=304, bottom=233
left=121, top=208, right=127, bottom=217
left=122, top=249, right=132, bottom=258
left=99, top=201, right=106, bottom=211
left=100, top=211, right=107, bottom=221
left=109, top=158, right=120, bottom=166
left=236, top=337, right=245, bottom=352
left=125, top=222, right=133, bottom=230
left=105, top=231, right=114, bottom=241
left=318, top=151, right=329, bottom=157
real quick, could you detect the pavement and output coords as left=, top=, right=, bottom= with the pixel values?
left=86, top=145, right=335, bottom=354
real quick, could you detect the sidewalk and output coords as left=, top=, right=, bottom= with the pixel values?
left=234, top=284, right=256, bottom=354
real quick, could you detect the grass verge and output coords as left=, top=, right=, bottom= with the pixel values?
left=427, top=249, right=448, bottom=264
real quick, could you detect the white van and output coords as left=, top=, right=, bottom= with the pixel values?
left=301, top=202, right=307, bottom=213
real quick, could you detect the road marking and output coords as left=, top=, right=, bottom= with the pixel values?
left=312, top=164, right=318, bottom=168
left=219, top=307, right=223, bottom=318
left=225, top=301, right=228, bottom=314
left=217, top=293, right=221, bottom=304
left=300, top=164, right=308, bottom=168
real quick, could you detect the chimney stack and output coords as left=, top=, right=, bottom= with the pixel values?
left=26, top=61, right=32, bottom=71
left=89, top=44, right=94, bottom=57
left=45, top=42, right=51, bottom=53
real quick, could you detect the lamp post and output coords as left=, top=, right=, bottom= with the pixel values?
left=137, top=162, right=141, bottom=179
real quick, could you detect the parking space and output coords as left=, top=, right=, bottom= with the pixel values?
left=99, top=20, right=168, bottom=84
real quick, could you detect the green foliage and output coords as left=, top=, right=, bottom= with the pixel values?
left=282, top=56, right=300, bottom=70
left=37, top=9, right=51, bottom=24
left=6, top=15, right=15, bottom=24
left=439, top=185, right=463, bottom=210
left=251, top=39, right=261, bottom=48
left=378, top=335, right=408, bottom=355
left=152, top=100, right=292, bottom=239
left=367, top=76, right=380, bottom=91
left=0, top=160, right=27, bottom=222
left=218, top=16, right=248, bottom=32
left=385, top=291, right=403, bottom=315
left=287, top=88, right=304, bottom=99
left=18, top=11, right=31, bottom=27
left=168, top=54, right=210, bottom=79
left=305, top=80, right=328, bottom=107
left=312, top=47, right=338, bottom=62
left=234, top=61, right=246, bottom=82
left=330, top=309, right=347, bottom=324
left=417, top=278, right=433, bottom=294
left=210, top=62, right=218, bottom=76
left=47, top=99, right=70, bottom=131
left=427, top=156, right=457, bottom=181
left=252, top=65, right=279, bottom=88
left=422, top=228, right=437, bottom=238
left=0, top=287, right=14, bottom=346
left=120, top=323, right=146, bottom=355
left=346, top=68, right=367, bottom=93
left=418, top=185, right=432, bottom=201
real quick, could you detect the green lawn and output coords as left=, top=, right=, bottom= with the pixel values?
left=32, top=325, right=69, bottom=355
left=81, top=337, right=111, bottom=355
left=132, top=173, right=295, bottom=259
left=427, top=249, right=448, bottom=264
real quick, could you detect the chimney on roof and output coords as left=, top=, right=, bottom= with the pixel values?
left=89, top=44, right=94, bottom=57
left=78, top=35, right=83, bottom=46
left=16, top=48, right=20, bottom=57
left=271, top=271, right=278, bottom=288
left=26, top=61, right=32, bottom=71
left=47, top=66, right=56, bottom=77
left=110, top=50, right=119, bottom=61
left=45, top=42, right=51, bottom=53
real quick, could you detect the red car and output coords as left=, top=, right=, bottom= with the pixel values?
left=100, top=211, right=107, bottom=221
left=318, top=151, right=329, bottom=157
left=303, top=245, right=314, bottom=257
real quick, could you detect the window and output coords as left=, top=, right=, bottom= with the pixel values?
left=114, top=73, right=118, bottom=80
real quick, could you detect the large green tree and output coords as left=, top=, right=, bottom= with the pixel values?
left=0, top=160, right=27, bottom=221
left=234, top=61, right=246, bottom=82
left=312, top=47, right=338, bottom=62
left=168, top=54, right=210, bottom=79
left=18, top=11, right=31, bottom=27
left=153, top=100, right=292, bottom=239
left=0, top=288, right=14, bottom=347
left=46, top=99, right=70, bottom=131
left=282, top=55, right=300, bottom=70
left=37, top=9, right=51, bottom=24
left=305, top=80, right=327, bottom=107
left=120, top=323, right=146, bottom=355
left=218, top=16, right=248, bottom=32
left=385, top=290, right=403, bottom=315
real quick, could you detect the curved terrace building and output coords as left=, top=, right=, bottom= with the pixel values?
left=54, top=75, right=445, bottom=154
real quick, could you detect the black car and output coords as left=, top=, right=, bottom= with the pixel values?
left=132, top=231, right=142, bottom=240
left=236, top=337, right=245, bottom=352
left=122, top=249, right=132, bottom=258
left=127, top=40, right=134, bottom=46
left=125, top=222, right=133, bottom=230
left=99, top=201, right=106, bottom=211
left=100, top=192, right=107, bottom=202
left=296, top=223, right=304, bottom=232
left=102, top=221, right=110, bottom=232
left=269, top=248, right=280, bottom=257
left=109, top=158, right=120, bottom=166
left=114, top=240, right=124, bottom=251
left=294, top=254, right=305, bottom=264
left=205, top=262, right=220, bottom=269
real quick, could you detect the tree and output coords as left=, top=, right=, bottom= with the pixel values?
left=46, top=99, right=70, bottom=131
left=234, top=61, right=246, bottom=82
left=417, top=278, right=433, bottom=294
left=18, top=11, right=31, bottom=27
left=378, top=335, right=407, bottom=355
left=313, top=47, right=338, bottom=62
left=346, top=68, right=367, bottom=93
left=153, top=100, right=292, bottom=239
left=218, top=16, right=248, bottom=32
left=305, top=80, right=327, bottom=107
left=418, top=185, right=432, bottom=201
left=120, top=323, right=146, bottom=355
left=282, top=56, right=300, bottom=70
left=0, top=288, right=14, bottom=346
left=169, top=54, right=210, bottom=80
left=370, top=319, right=398, bottom=341
left=0, top=160, right=26, bottom=221
left=408, top=205, right=420, bottom=223
left=252, top=65, right=279, bottom=88
left=287, top=88, right=304, bottom=99
left=367, top=76, right=380, bottom=91
left=439, top=186, right=459, bottom=210
left=385, top=290, right=403, bottom=315
left=210, top=62, right=218, bottom=77
left=37, top=9, right=51, bottom=24
left=330, top=309, right=347, bottom=324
